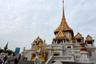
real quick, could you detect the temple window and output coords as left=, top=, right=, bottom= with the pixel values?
left=67, top=46, right=71, bottom=48
left=89, top=51, right=92, bottom=56
left=32, top=53, right=36, bottom=58
left=52, top=61, right=55, bottom=63
left=77, top=39, right=81, bottom=42
left=53, top=53, right=60, bottom=56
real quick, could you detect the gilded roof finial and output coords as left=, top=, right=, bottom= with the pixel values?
left=62, top=0, right=64, bottom=17
left=54, top=0, right=73, bottom=34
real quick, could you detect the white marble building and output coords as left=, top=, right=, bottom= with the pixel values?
left=22, top=0, right=96, bottom=64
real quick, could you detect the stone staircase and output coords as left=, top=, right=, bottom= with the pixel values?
left=18, top=60, right=33, bottom=64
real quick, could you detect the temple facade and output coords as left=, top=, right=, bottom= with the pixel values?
left=22, top=0, right=96, bottom=64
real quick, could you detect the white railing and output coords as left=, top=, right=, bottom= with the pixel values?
left=45, top=56, right=53, bottom=64
left=45, top=56, right=75, bottom=64
left=53, top=56, right=75, bottom=62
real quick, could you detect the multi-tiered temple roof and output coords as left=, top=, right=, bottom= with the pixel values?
left=54, top=1, right=73, bottom=35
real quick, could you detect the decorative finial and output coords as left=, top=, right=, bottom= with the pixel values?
left=62, top=0, right=64, bottom=4
left=62, top=0, right=64, bottom=17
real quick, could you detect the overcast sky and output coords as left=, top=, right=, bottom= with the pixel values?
left=0, top=0, right=96, bottom=51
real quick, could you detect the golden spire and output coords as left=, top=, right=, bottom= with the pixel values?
left=62, top=0, right=64, bottom=17
left=54, top=0, right=73, bottom=34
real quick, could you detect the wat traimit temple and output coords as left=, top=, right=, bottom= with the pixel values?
left=22, top=0, right=96, bottom=64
